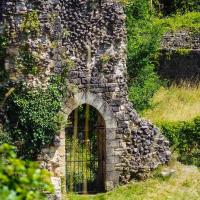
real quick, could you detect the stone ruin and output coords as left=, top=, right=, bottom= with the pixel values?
left=0, top=0, right=171, bottom=198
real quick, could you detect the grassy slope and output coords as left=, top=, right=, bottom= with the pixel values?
left=66, top=161, right=200, bottom=200
left=142, top=84, right=200, bottom=122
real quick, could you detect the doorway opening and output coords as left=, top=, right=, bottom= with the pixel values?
left=65, top=104, right=106, bottom=194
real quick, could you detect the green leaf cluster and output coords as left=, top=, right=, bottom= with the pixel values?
left=0, top=144, right=54, bottom=200
left=158, top=0, right=200, bottom=16
left=20, top=11, right=41, bottom=35
left=157, top=116, right=200, bottom=167
left=4, top=79, right=64, bottom=159
left=126, top=0, right=164, bottom=111
left=15, top=44, right=40, bottom=75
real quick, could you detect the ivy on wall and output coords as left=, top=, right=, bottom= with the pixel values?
left=0, top=36, right=8, bottom=81
left=0, top=8, right=72, bottom=159
left=4, top=78, right=64, bottom=159
left=16, top=43, right=40, bottom=75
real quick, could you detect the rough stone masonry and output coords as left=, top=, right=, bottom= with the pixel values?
left=0, top=0, right=171, bottom=198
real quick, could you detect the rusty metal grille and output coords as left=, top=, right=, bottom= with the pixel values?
left=65, top=104, right=105, bottom=194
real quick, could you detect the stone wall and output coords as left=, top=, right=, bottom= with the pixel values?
left=159, top=30, right=200, bottom=82
left=1, top=0, right=171, bottom=199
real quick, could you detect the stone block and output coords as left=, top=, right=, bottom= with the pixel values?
left=106, top=128, right=116, bottom=139
left=106, top=139, right=119, bottom=148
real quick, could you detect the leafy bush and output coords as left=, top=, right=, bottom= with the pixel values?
left=4, top=78, right=64, bottom=159
left=126, top=0, right=163, bottom=111
left=0, top=144, right=53, bottom=200
left=128, top=64, right=161, bottom=111
left=157, top=116, right=200, bottom=167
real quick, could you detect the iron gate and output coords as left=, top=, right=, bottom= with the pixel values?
left=65, top=105, right=105, bottom=194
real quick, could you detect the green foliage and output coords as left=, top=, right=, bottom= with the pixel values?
left=0, top=144, right=53, bottom=200
left=4, top=79, right=64, bottom=159
left=158, top=0, right=200, bottom=16
left=126, top=0, right=163, bottom=111
left=125, top=1, right=199, bottom=111
left=16, top=44, right=40, bottom=75
left=154, top=12, right=200, bottom=32
left=142, top=84, right=200, bottom=122
left=176, top=48, right=191, bottom=56
left=0, top=129, right=11, bottom=146
left=125, top=0, right=150, bottom=20
left=20, top=11, right=41, bottom=35
left=157, top=116, right=200, bottom=167
left=117, top=0, right=130, bottom=6
left=128, top=64, right=161, bottom=111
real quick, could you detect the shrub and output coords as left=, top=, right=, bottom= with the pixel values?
left=128, top=64, right=161, bottom=111
left=0, top=144, right=53, bottom=200
left=158, top=116, right=200, bottom=167
left=126, top=0, right=163, bottom=111
left=4, top=78, right=64, bottom=159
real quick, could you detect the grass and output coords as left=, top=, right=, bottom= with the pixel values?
left=154, top=12, right=200, bottom=32
left=65, top=160, right=200, bottom=200
left=142, top=83, right=200, bottom=122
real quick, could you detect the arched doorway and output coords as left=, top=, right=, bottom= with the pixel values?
left=59, top=92, right=119, bottom=194
left=65, top=104, right=106, bottom=194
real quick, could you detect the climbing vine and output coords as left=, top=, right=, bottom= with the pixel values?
left=0, top=8, right=73, bottom=159
left=4, top=78, right=65, bottom=159
left=0, top=35, right=8, bottom=81
left=15, top=43, right=40, bottom=75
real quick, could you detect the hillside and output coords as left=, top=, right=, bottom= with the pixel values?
left=68, top=161, right=200, bottom=200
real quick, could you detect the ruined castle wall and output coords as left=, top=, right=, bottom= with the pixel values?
left=159, top=31, right=200, bottom=82
left=1, top=0, right=171, bottom=198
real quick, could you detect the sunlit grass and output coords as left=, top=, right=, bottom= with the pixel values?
left=154, top=12, right=200, bottom=32
left=65, top=161, right=200, bottom=200
left=142, top=83, right=200, bottom=122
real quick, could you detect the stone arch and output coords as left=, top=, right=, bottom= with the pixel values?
left=61, top=91, right=117, bottom=129
left=58, top=91, right=119, bottom=193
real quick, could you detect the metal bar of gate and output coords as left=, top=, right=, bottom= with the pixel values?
left=70, top=108, right=78, bottom=192
left=83, top=104, right=90, bottom=193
